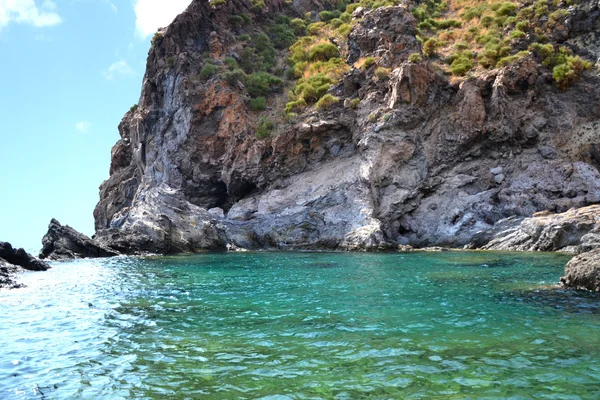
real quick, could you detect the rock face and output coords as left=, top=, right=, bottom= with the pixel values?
left=0, top=242, right=50, bottom=289
left=473, top=205, right=600, bottom=253
left=561, top=249, right=600, bottom=292
left=92, top=0, right=600, bottom=254
left=40, top=219, right=120, bottom=260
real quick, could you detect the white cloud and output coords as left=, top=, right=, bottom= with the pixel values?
left=103, top=0, right=117, bottom=14
left=0, top=0, right=62, bottom=29
left=75, top=121, right=91, bottom=133
left=133, top=0, right=191, bottom=39
left=103, top=60, right=133, bottom=80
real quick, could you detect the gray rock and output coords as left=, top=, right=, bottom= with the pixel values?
left=40, top=219, right=120, bottom=260
left=539, top=146, right=558, bottom=159
left=494, top=173, right=505, bottom=184
left=490, top=167, right=503, bottom=175
left=561, top=249, right=600, bottom=291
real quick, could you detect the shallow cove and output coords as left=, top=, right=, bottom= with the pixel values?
left=1, top=251, right=599, bottom=399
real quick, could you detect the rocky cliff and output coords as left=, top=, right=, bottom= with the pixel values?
left=93, top=0, right=600, bottom=254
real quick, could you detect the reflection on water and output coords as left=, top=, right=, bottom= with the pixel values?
left=1, top=252, right=599, bottom=399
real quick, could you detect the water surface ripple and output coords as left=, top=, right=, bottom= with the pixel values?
left=1, top=252, right=599, bottom=399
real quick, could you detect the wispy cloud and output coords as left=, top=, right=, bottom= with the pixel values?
left=103, top=0, right=117, bottom=14
left=0, top=0, right=62, bottom=30
left=133, top=0, right=191, bottom=39
left=103, top=60, right=133, bottom=80
left=75, top=121, right=91, bottom=133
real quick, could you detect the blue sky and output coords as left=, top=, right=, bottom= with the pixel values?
left=0, top=0, right=191, bottom=252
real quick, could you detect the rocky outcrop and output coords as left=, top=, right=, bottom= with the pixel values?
left=561, top=249, right=600, bottom=292
left=472, top=205, right=600, bottom=253
left=0, top=242, right=50, bottom=289
left=91, top=1, right=600, bottom=254
left=40, top=219, right=120, bottom=260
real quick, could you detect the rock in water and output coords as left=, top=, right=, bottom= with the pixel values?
left=478, top=206, right=600, bottom=253
left=0, top=242, right=50, bottom=289
left=561, top=249, right=600, bottom=292
left=0, top=241, right=50, bottom=271
left=40, top=219, right=120, bottom=260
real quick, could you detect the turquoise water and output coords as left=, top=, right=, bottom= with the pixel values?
left=1, top=252, right=599, bottom=399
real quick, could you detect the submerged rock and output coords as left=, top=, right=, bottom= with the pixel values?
left=0, top=241, right=50, bottom=289
left=561, top=249, right=600, bottom=292
left=40, top=219, right=120, bottom=260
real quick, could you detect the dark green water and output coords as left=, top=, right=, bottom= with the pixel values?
left=1, top=252, right=599, bottom=399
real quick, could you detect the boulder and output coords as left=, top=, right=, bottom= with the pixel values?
left=40, top=219, right=120, bottom=260
left=0, top=241, right=50, bottom=271
left=561, top=249, right=600, bottom=291
left=0, top=241, right=50, bottom=289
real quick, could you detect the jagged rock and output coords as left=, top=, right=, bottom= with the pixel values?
left=91, top=0, right=600, bottom=254
left=0, top=242, right=50, bottom=289
left=479, top=205, right=600, bottom=253
left=561, top=249, right=600, bottom=291
left=347, top=6, right=420, bottom=67
left=0, top=241, right=50, bottom=271
left=40, top=219, right=120, bottom=260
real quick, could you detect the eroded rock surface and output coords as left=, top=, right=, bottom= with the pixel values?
left=561, top=249, right=600, bottom=292
left=477, top=205, right=600, bottom=253
left=91, top=1, right=600, bottom=254
left=40, top=219, right=120, bottom=260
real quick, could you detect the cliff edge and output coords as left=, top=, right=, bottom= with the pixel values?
left=92, top=0, right=600, bottom=254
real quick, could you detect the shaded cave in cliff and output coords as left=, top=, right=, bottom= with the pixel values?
left=184, top=180, right=258, bottom=213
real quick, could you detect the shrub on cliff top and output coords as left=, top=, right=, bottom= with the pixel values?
left=315, top=94, right=339, bottom=110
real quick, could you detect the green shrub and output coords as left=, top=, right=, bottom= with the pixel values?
left=437, top=19, right=462, bottom=29
left=349, top=98, right=360, bottom=109
left=496, top=2, right=518, bottom=17
left=516, top=21, right=528, bottom=31
left=309, top=43, right=339, bottom=61
left=244, top=72, right=283, bottom=97
left=510, top=30, right=526, bottom=39
left=374, top=67, right=391, bottom=80
left=290, top=18, right=306, bottom=34
left=222, top=69, right=246, bottom=86
left=230, top=15, right=244, bottom=24
left=285, top=98, right=307, bottom=113
left=251, top=0, right=265, bottom=9
left=408, top=53, right=422, bottom=62
left=129, top=104, right=138, bottom=113
left=450, top=56, right=474, bottom=75
left=362, top=56, right=376, bottom=69
left=249, top=96, right=267, bottom=111
left=256, top=117, right=273, bottom=138
left=529, top=42, right=554, bottom=65
left=319, top=10, right=341, bottom=22
left=269, top=24, right=296, bottom=49
left=307, top=22, right=325, bottom=36
left=210, top=0, right=226, bottom=7
left=337, top=23, right=352, bottom=37
left=496, top=51, right=529, bottom=67
left=237, top=34, right=250, bottom=41
left=315, top=94, right=339, bottom=109
left=240, top=13, right=252, bottom=24
left=553, top=55, right=593, bottom=88
left=200, top=63, right=217, bottom=80
left=423, top=38, right=438, bottom=57
left=224, top=57, right=238, bottom=70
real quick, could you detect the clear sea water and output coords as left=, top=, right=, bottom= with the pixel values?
left=1, top=252, right=599, bottom=399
